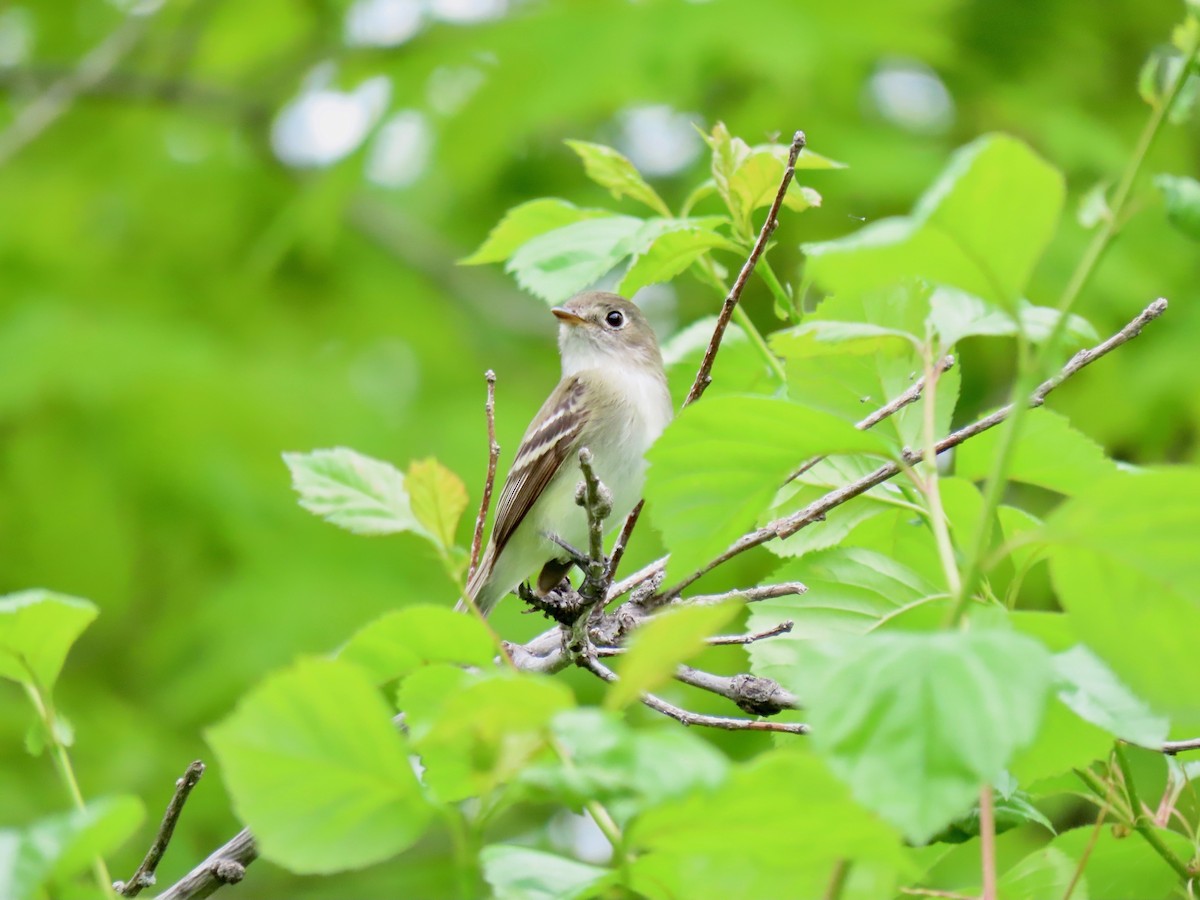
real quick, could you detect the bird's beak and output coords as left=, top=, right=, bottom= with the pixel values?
left=551, top=307, right=586, bottom=326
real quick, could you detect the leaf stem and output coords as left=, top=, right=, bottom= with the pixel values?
left=980, top=785, right=997, bottom=900
left=758, top=257, right=798, bottom=323
left=24, top=680, right=115, bottom=896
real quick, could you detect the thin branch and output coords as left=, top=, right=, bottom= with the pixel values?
left=467, top=370, right=499, bottom=581
left=661, top=581, right=807, bottom=609
left=116, top=761, right=205, bottom=897
left=658, top=298, right=1170, bottom=599
left=605, top=500, right=643, bottom=584
left=706, top=621, right=794, bottom=644
left=0, top=9, right=155, bottom=168
left=673, top=665, right=802, bottom=716
left=980, top=785, right=997, bottom=900
left=582, top=657, right=809, bottom=734
left=788, top=354, right=955, bottom=483
left=1162, top=737, right=1200, bottom=755
left=153, top=827, right=257, bottom=900
left=685, top=130, right=806, bottom=407
left=562, top=448, right=614, bottom=659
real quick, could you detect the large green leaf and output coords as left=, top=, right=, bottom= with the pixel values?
left=1053, top=824, right=1194, bottom=899
left=628, top=750, right=906, bottom=900
left=0, top=590, right=98, bottom=691
left=1044, top=468, right=1200, bottom=720
left=927, top=287, right=1097, bottom=350
left=283, top=448, right=425, bottom=538
left=460, top=198, right=615, bottom=265
left=645, top=396, right=893, bottom=580
left=0, top=796, right=144, bottom=900
left=605, top=602, right=740, bottom=709
left=1053, top=645, right=1169, bottom=746
left=802, top=630, right=1054, bottom=841
left=518, top=709, right=728, bottom=822
left=482, top=845, right=616, bottom=900
left=405, top=671, right=574, bottom=803
left=337, top=605, right=496, bottom=684
left=803, top=134, right=1065, bottom=310
left=957, top=408, right=1117, bottom=496
left=617, top=225, right=740, bottom=296
left=206, top=657, right=431, bottom=873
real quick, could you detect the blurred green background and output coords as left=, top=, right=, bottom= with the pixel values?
left=1, top=0, right=1196, bottom=895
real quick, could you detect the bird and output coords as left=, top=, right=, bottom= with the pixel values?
left=460, top=291, right=673, bottom=617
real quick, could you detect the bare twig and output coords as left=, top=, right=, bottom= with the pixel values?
left=0, top=9, right=155, bottom=168
left=605, top=500, right=643, bottom=584
left=1162, top=737, right=1200, bottom=755
left=116, top=761, right=205, bottom=897
left=661, top=581, right=807, bottom=610
left=582, top=657, right=809, bottom=733
left=154, top=827, right=257, bottom=900
left=468, top=370, right=499, bottom=581
left=685, top=130, right=806, bottom=407
left=706, top=621, right=794, bottom=644
left=673, top=666, right=802, bottom=716
left=788, top=354, right=955, bottom=483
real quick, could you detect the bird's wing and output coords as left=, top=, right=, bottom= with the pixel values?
left=490, top=375, right=590, bottom=556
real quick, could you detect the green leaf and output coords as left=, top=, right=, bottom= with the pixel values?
left=605, top=602, right=740, bottom=709
left=0, top=796, right=144, bottom=900
left=482, top=845, right=615, bottom=900
left=628, top=750, right=906, bottom=900
left=206, top=657, right=431, bottom=873
left=1053, top=645, right=1169, bottom=746
left=645, top=396, right=893, bottom=579
left=617, top=226, right=740, bottom=296
left=932, top=789, right=1053, bottom=843
left=803, top=134, right=1065, bottom=310
left=407, top=672, right=574, bottom=802
left=927, top=288, right=1097, bottom=351
left=1009, top=697, right=1112, bottom=786
left=518, top=709, right=728, bottom=821
left=1052, top=824, right=1194, bottom=899
left=994, top=847, right=1078, bottom=900
left=505, top=215, right=646, bottom=304
left=751, top=547, right=937, bottom=643
left=337, top=605, right=495, bottom=683
left=283, top=447, right=425, bottom=537
left=0, top=590, right=98, bottom=691
left=956, top=408, right=1117, bottom=496
left=803, top=630, right=1054, bottom=842
left=1155, top=173, right=1200, bottom=240
left=565, top=140, right=671, bottom=216
left=770, top=320, right=918, bottom=358
left=1044, top=468, right=1200, bottom=720
left=460, top=198, right=615, bottom=265
left=405, top=457, right=468, bottom=550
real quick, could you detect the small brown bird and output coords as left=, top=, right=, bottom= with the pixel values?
left=462, top=291, right=673, bottom=616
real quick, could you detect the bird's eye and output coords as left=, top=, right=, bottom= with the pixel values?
left=605, top=310, right=624, bottom=328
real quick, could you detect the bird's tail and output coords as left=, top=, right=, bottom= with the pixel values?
left=456, top=543, right=499, bottom=617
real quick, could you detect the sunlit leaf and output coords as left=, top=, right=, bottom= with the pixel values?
left=957, top=408, right=1117, bottom=496
left=605, top=602, right=740, bottom=709
left=482, top=845, right=615, bottom=900
left=1053, top=645, right=1169, bottom=746
left=461, top=198, right=615, bottom=265
left=645, top=396, right=894, bottom=579
left=207, top=657, right=431, bottom=873
left=565, top=140, right=671, bottom=216
left=617, top=226, right=740, bottom=296
left=337, top=605, right=495, bottom=683
left=283, top=448, right=424, bottom=537
left=0, top=796, right=144, bottom=900
left=1045, top=468, right=1200, bottom=720
left=628, top=750, right=906, bottom=900
left=406, top=457, right=468, bottom=550
left=803, top=134, right=1065, bottom=310
left=0, top=590, right=98, bottom=691
left=802, top=630, right=1053, bottom=841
